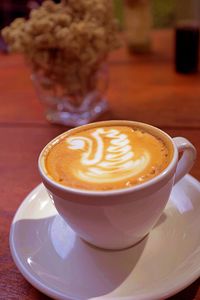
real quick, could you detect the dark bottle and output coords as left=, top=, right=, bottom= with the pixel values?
left=175, top=24, right=199, bottom=74
left=175, top=0, right=200, bottom=74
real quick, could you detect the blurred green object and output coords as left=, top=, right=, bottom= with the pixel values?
left=152, top=0, right=176, bottom=28
left=113, top=0, right=175, bottom=28
left=113, top=0, right=123, bottom=29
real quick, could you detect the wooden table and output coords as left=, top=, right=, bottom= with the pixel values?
left=1, top=30, right=200, bottom=299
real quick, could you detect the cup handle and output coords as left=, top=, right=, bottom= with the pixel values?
left=173, top=137, right=196, bottom=184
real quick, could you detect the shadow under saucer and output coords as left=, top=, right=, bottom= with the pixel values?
left=12, top=214, right=147, bottom=299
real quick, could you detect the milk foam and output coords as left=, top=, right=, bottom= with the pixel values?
left=66, top=128, right=150, bottom=183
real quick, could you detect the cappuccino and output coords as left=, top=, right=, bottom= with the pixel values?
left=43, top=125, right=172, bottom=191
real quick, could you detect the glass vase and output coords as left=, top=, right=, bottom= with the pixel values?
left=31, top=63, right=109, bottom=127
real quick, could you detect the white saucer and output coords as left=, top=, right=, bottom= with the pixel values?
left=10, top=175, right=200, bottom=300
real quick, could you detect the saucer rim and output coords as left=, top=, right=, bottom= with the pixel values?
left=9, top=174, right=200, bottom=300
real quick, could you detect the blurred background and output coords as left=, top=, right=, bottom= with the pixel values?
left=0, top=0, right=176, bottom=29
left=0, top=0, right=175, bottom=37
left=0, top=0, right=178, bottom=58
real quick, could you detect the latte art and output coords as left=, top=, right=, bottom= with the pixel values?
left=66, top=128, right=150, bottom=183
left=44, top=125, right=171, bottom=190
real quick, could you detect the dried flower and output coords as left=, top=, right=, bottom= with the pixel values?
left=2, top=0, right=120, bottom=95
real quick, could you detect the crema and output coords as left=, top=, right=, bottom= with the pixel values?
left=43, top=126, right=171, bottom=190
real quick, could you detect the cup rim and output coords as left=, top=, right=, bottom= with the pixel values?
left=38, top=120, right=178, bottom=197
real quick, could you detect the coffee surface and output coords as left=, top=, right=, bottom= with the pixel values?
left=44, top=126, right=171, bottom=190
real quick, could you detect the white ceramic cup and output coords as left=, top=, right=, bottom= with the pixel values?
left=38, top=120, right=196, bottom=250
